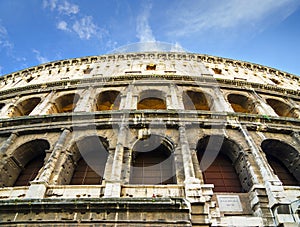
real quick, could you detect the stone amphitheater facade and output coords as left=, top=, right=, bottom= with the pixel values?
left=0, top=52, right=299, bottom=226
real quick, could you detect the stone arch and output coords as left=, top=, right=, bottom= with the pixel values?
left=266, top=98, right=295, bottom=117
left=1, top=139, right=50, bottom=187
left=137, top=90, right=166, bottom=110
left=9, top=97, right=41, bottom=117
left=96, top=90, right=121, bottom=111
left=196, top=135, right=251, bottom=192
left=68, top=136, right=109, bottom=185
left=130, top=134, right=176, bottom=185
left=228, top=93, right=257, bottom=114
left=183, top=90, right=211, bottom=110
left=52, top=93, right=80, bottom=113
left=261, top=139, right=300, bottom=186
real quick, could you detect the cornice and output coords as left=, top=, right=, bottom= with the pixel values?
left=1, top=52, right=298, bottom=84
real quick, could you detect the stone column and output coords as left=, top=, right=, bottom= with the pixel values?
left=240, top=125, right=283, bottom=226
left=179, top=125, right=196, bottom=180
left=29, top=92, right=52, bottom=116
left=122, top=84, right=134, bottom=110
left=250, top=89, right=277, bottom=116
left=132, top=95, right=138, bottom=109
left=0, top=132, right=18, bottom=156
left=211, top=87, right=233, bottom=112
left=74, top=87, right=95, bottom=112
left=38, top=91, right=56, bottom=115
left=104, top=117, right=128, bottom=197
left=240, top=125, right=276, bottom=184
left=179, top=124, right=204, bottom=203
left=168, top=84, right=183, bottom=110
left=25, top=128, right=71, bottom=199
left=0, top=132, right=18, bottom=168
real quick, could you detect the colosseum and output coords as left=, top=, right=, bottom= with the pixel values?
left=0, top=49, right=299, bottom=226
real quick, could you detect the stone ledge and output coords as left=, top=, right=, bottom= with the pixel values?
left=0, top=197, right=189, bottom=212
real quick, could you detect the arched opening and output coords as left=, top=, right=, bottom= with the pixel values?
left=266, top=99, right=294, bottom=117
left=196, top=136, right=244, bottom=192
left=213, top=68, right=222, bottom=74
left=138, top=98, right=166, bottom=110
left=9, top=97, right=41, bottom=117
left=261, top=139, right=300, bottom=186
left=183, top=90, right=210, bottom=110
left=1, top=139, right=50, bottom=187
left=137, top=90, right=166, bottom=110
left=130, top=135, right=176, bottom=185
left=52, top=93, right=80, bottom=113
left=228, top=94, right=257, bottom=114
left=14, top=154, right=45, bottom=186
left=69, top=136, right=109, bottom=185
left=96, top=90, right=121, bottom=111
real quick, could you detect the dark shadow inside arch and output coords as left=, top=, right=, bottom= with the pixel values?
left=266, top=99, right=294, bottom=118
left=52, top=93, right=80, bottom=113
left=130, top=135, right=176, bottom=185
left=96, top=90, right=121, bottom=111
left=137, top=90, right=166, bottom=110
left=69, top=136, right=109, bottom=185
left=2, top=139, right=50, bottom=187
left=228, top=94, right=257, bottom=114
left=183, top=90, right=211, bottom=111
left=261, top=139, right=300, bottom=186
left=9, top=97, right=41, bottom=117
left=196, top=136, right=244, bottom=192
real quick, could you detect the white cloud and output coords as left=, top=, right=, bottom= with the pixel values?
left=57, top=20, right=69, bottom=31
left=170, top=42, right=186, bottom=52
left=0, top=24, right=7, bottom=36
left=72, top=16, right=100, bottom=40
left=43, top=1, right=106, bottom=41
left=136, top=3, right=156, bottom=42
left=43, top=0, right=58, bottom=10
left=0, top=23, right=14, bottom=53
left=166, top=0, right=300, bottom=36
left=43, top=0, right=79, bottom=15
left=0, top=23, right=27, bottom=74
left=33, top=49, right=49, bottom=64
left=0, top=24, right=11, bottom=48
left=58, top=1, right=79, bottom=15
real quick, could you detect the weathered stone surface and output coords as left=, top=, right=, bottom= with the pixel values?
left=0, top=52, right=299, bottom=226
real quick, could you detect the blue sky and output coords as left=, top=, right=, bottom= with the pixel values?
left=0, top=0, right=300, bottom=76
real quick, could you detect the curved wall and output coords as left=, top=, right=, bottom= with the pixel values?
left=0, top=52, right=299, bottom=226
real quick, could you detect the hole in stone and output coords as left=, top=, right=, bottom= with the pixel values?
left=146, top=64, right=156, bottom=70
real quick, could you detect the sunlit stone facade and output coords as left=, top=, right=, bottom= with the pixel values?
left=0, top=52, right=299, bottom=226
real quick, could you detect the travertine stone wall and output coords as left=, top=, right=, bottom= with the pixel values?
left=0, top=52, right=299, bottom=226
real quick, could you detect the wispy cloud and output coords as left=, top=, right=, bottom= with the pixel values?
left=0, top=22, right=26, bottom=75
left=58, top=1, right=79, bottom=15
left=166, top=0, right=300, bottom=37
left=43, top=0, right=58, bottom=11
left=72, top=16, right=101, bottom=40
left=43, top=0, right=78, bottom=15
left=43, top=0, right=106, bottom=41
left=33, top=49, right=49, bottom=64
left=136, top=2, right=156, bottom=42
left=0, top=24, right=13, bottom=50
left=57, top=20, right=69, bottom=31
